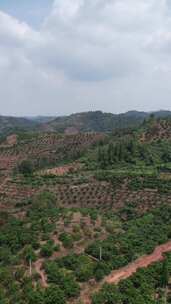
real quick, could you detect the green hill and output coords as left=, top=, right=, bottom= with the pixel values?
left=0, top=116, right=39, bottom=136
left=43, top=110, right=171, bottom=133
left=1, top=111, right=171, bottom=136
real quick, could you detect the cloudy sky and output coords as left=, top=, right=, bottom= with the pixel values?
left=0, top=0, right=171, bottom=116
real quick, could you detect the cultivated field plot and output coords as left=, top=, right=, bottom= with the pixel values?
left=0, top=132, right=106, bottom=173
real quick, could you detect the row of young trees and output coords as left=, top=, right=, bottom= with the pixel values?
left=97, top=140, right=150, bottom=168
left=97, top=138, right=171, bottom=169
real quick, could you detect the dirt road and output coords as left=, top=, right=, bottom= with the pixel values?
left=106, top=241, right=171, bottom=284
left=34, top=258, right=48, bottom=288
left=76, top=240, right=171, bottom=304
left=34, top=240, right=171, bottom=303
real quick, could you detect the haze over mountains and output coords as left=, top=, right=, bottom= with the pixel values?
left=0, top=110, right=171, bottom=136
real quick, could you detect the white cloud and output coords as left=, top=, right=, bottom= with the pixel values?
left=52, top=0, right=83, bottom=21
left=0, top=0, right=171, bottom=115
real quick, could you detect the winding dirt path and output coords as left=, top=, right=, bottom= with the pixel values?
left=75, top=240, right=171, bottom=304
left=33, top=237, right=88, bottom=289
left=34, top=258, right=48, bottom=288
left=105, top=241, right=171, bottom=284
left=34, top=240, right=171, bottom=303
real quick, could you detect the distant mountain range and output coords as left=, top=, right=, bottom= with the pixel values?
left=0, top=110, right=171, bottom=136
left=0, top=116, right=39, bottom=136
left=39, top=110, right=171, bottom=133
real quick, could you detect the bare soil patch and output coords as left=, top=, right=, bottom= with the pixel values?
left=74, top=240, right=171, bottom=304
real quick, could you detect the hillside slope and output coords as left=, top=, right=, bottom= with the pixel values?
left=1, top=110, right=171, bottom=136
left=0, top=116, right=39, bottom=136
left=1, top=117, right=171, bottom=303
left=42, top=110, right=171, bottom=133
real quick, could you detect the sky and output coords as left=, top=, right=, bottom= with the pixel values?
left=0, top=0, right=171, bottom=116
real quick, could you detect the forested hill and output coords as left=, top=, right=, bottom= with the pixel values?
left=0, top=116, right=39, bottom=136
left=41, top=110, right=171, bottom=133
left=1, top=110, right=171, bottom=136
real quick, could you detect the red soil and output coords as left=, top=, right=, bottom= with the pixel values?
left=0, top=134, right=17, bottom=148
left=6, top=134, right=17, bottom=146
left=34, top=240, right=171, bottom=304
left=77, top=240, right=171, bottom=304
left=34, top=259, right=48, bottom=288
left=106, top=241, right=171, bottom=284
left=65, top=127, right=79, bottom=135
left=40, top=163, right=81, bottom=176
left=0, top=132, right=105, bottom=173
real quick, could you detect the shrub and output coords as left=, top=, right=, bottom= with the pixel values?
left=59, top=233, right=73, bottom=248
left=23, top=245, right=36, bottom=264
left=44, top=285, right=66, bottom=304
left=45, top=262, right=80, bottom=298
left=18, top=160, right=33, bottom=176
left=31, top=192, right=57, bottom=211
left=40, top=241, right=54, bottom=257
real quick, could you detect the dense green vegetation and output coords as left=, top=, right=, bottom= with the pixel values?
left=86, top=205, right=171, bottom=266
left=92, top=254, right=171, bottom=304
left=83, top=136, right=171, bottom=171
left=129, top=176, right=171, bottom=193
left=2, top=190, right=171, bottom=303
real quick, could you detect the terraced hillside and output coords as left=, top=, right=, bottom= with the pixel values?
left=0, top=132, right=106, bottom=174
left=1, top=117, right=171, bottom=304
left=140, top=117, right=171, bottom=142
